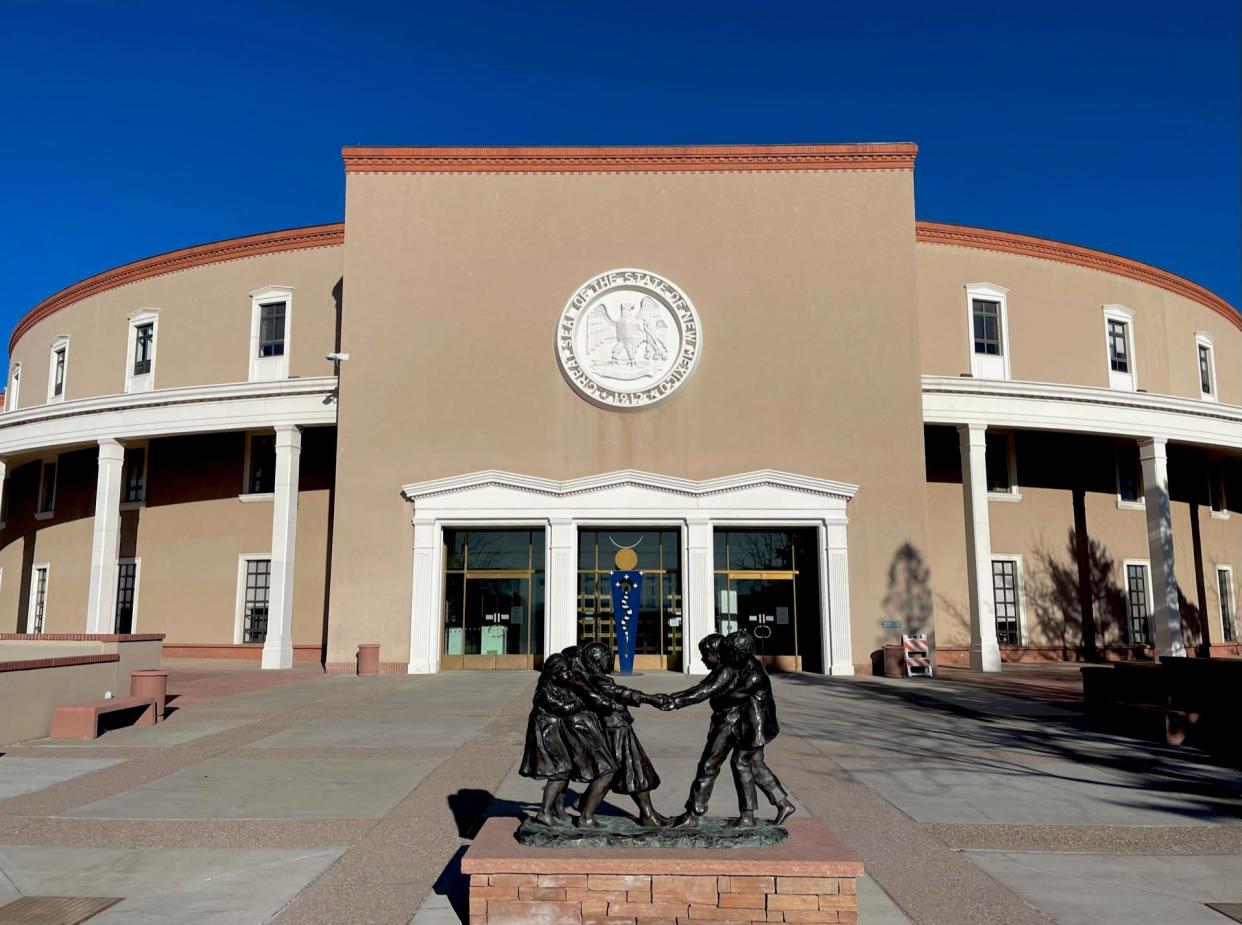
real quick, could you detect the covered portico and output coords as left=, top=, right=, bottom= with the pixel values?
left=399, top=469, right=858, bottom=676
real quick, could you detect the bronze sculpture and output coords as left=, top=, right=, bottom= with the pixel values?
left=520, top=631, right=793, bottom=833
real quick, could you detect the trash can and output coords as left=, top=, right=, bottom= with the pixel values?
left=882, top=644, right=906, bottom=678
left=130, top=670, right=169, bottom=720
left=357, top=644, right=381, bottom=677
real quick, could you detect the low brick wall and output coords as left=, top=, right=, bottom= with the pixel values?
left=463, top=818, right=862, bottom=925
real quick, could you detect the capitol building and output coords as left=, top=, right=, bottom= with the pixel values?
left=2, top=143, right=1237, bottom=675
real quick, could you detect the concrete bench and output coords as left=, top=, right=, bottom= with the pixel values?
left=50, top=696, right=157, bottom=740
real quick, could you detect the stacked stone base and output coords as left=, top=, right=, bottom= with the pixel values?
left=464, top=818, right=862, bottom=925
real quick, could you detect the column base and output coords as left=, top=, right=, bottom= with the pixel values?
left=969, top=645, right=1002, bottom=672
left=828, top=663, right=856, bottom=677
left=260, top=643, right=294, bottom=670
left=407, top=659, right=435, bottom=674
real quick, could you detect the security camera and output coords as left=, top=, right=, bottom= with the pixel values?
left=325, top=352, right=350, bottom=362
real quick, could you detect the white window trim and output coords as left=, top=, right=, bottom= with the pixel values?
left=990, top=554, right=1027, bottom=644
left=119, top=441, right=150, bottom=511
left=1122, top=559, right=1152, bottom=644
left=1208, top=461, right=1230, bottom=520
left=1217, top=565, right=1236, bottom=643
left=1103, top=305, right=1137, bottom=392
left=234, top=553, right=272, bottom=644
left=1114, top=442, right=1145, bottom=510
left=47, top=335, right=69, bottom=404
left=249, top=286, right=293, bottom=383
left=986, top=430, right=1022, bottom=501
left=1194, top=331, right=1217, bottom=402
left=35, top=457, right=58, bottom=520
left=5, top=362, right=20, bottom=412
left=124, top=308, right=160, bottom=394
left=240, top=430, right=277, bottom=500
left=28, top=562, right=50, bottom=633
left=115, top=556, right=142, bottom=633
left=966, top=283, right=1011, bottom=381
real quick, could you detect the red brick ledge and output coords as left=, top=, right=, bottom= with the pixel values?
left=935, top=644, right=1155, bottom=666
left=324, top=661, right=409, bottom=675
left=162, top=643, right=322, bottom=662
left=342, top=143, right=918, bottom=175
left=10, top=223, right=345, bottom=354
left=0, top=633, right=165, bottom=642
left=0, top=653, right=118, bottom=673
left=916, top=220, right=1241, bottom=331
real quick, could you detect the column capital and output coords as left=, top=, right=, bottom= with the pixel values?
left=956, top=422, right=987, bottom=447
left=97, top=437, right=125, bottom=457
left=274, top=423, right=302, bottom=446
left=1137, top=436, right=1168, bottom=459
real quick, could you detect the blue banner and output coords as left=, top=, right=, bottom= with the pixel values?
left=609, top=569, right=643, bottom=675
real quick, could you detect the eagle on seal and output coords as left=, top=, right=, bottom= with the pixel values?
left=586, top=296, right=670, bottom=368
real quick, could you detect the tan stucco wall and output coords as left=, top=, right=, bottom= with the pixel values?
left=0, top=430, right=334, bottom=648
left=916, top=243, right=1242, bottom=403
left=9, top=246, right=343, bottom=407
left=0, top=659, right=120, bottom=746
left=330, top=169, right=930, bottom=667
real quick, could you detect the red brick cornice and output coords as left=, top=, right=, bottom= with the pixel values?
left=10, top=224, right=344, bottom=355
left=341, top=143, right=919, bottom=174
left=916, top=220, right=1240, bottom=331
left=0, top=653, right=119, bottom=673
left=0, top=633, right=166, bottom=641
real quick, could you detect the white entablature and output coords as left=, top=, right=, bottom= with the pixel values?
left=400, top=469, right=858, bottom=678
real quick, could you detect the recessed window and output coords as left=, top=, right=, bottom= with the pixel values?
left=985, top=431, right=1017, bottom=495
left=245, top=433, right=276, bottom=495
left=37, top=459, right=57, bottom=516
left=1219, top=566, right=1236, bottom=644
left=1103, top=306, right=1136, bottom=391
left=965, top=283, right=1010, bottom=380
left=1125, top=562, right=1151, bottom=644
left=133, top=324, right=154, bottom=375
left=123, top=446, right=147, bottom=504
left=124, top=309, right=159, bottom=393
left=242, top=558, right=271, bottom=643
left=1207, top=461, right=1228, bottom=515
left=47, top=336, right=69, bottom=402
left=1196, top=333, right=1216, bottom=401
left=249, top=286, right=293, bottom=382
left=29, top=564, right=49, bottom=633
left=5, top=363, right=20, bottom=412
left=115, top=559, right=139, bottom=633
left=1115, top=443, right=1144, bottom=507
left=991, top=557, right=1023, bottom=644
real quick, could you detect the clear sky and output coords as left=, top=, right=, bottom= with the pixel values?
left=3, top=0, right=1238, bottom=358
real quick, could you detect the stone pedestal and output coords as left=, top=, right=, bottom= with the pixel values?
left=463, top=817, right=862, bottom=925
left=129, top=670, right=168, bottom=720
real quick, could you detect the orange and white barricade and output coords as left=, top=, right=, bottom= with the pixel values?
left=902, top=634, right=933, bottom=677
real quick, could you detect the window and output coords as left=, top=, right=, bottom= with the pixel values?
left=1218, top=566, right=1236, bottom=644
left=249, top=286, right=293, bottom=381
left=115, top=560, right=139, bottom=633
left=29, top=564, right=49, bottom=633
left=1125, top=562, right=1151, bottom=644
left=133, top=324, right=154, bottom=375
left=124, top=308, right=159, bottom=393
left=241, top=558, right=271, bottom=643
left=1103, top=305, right=1136, bottom=391
left=1207, top=462, right=1228, bottom=516
left=965, top=283, right=1010, bottom=380
left=1115, top=443, right=1144, bottom=507
left=985, top=431, right=1017, bottom=496
left=5, top=363, right=19, bottom=412
left=123, top=446, right=147, bottom=504
left=244, top=433, right=276, bottom=495
left=37, top=459, right=57, bottom=516
left=48, top=336, right=69, bottom=402
left=991, top=558, right=1022, bottom=644
left=1196, top=333, right=1216, bottom=401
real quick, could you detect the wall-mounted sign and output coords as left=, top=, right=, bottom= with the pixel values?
left=556, top=268, right=701, bottom=410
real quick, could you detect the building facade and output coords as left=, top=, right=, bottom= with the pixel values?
left=2, top=144, right=1238, bottom=674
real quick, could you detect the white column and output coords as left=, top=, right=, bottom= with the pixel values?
left=1139, top=437, right=1186, bottom=657
left=261, top=425, right=301, bottom=669
left=407, top=518, right=440, bottom=673
left=547, top=518, right=579, bottom=654
left=823, top=521, right=855, bottom=676
left=683, top=518, right=715, bottom=674
left=0, top=458, right=7, bottom=527
left=959, top=424, right=1001, bottom=671
left=85, top=439, right=125, bottom=634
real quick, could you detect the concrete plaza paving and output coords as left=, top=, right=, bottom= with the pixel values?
left=0, top=661, right=1238, bottom=924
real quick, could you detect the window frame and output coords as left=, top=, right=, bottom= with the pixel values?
left=241, top=431, right=277, bottom=499
left=965, top=283, right=1011, bottom=380
left=47, top=335, right=69, bottom=403
left=249, top=286, right=293, bottom=382
left=35, top=458, right=58, bottom=520
left=985, top=430, right=1021, bottom=501
left=1102, top=305, right=1137, bottom=391
left=114, top=557, right=141, bottom=633
left=1217, top=565, right=1236, bottom=644
left=234, top=554, right=273, bottom=644
left=5, top=362, right=20, bottom=412
left=1207, top=460, right=1229, bottom=519
left=1122, top=559, right=1153, bottom=645
left=120, top=442, right=149, bottom=509
left=1114, top=442, right=1145, bottom=510
left=1195, top=331, right=1217, bottom=402
left=28, top=562, right=50, bottom=634
left=990, top=554, right=1027, bottom=645
left=124, top=308, right=160, bottom=394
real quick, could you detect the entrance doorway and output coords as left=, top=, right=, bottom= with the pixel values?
left=442, top=529, right=545, bottom=669
left=577, top=528, right=683, bottom=671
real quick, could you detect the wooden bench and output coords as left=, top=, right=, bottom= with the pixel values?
left=50, top=696, right=157, bottom=740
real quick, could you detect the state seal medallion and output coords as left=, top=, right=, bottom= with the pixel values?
left=556, top=269, right=701, bottom=409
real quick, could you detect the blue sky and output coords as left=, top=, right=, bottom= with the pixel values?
left=2, top=0, right=1238, bottom=354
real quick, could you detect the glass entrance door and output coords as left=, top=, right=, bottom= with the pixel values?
left=464, top=575, right=531, bottom=657
left=731, top=575, right=796, bottom=659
